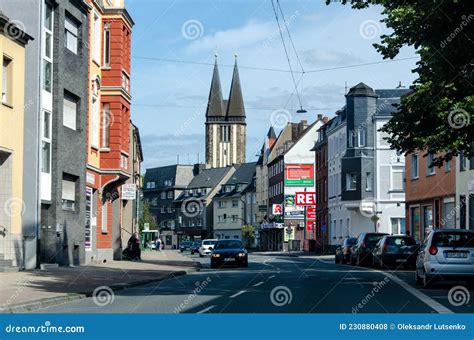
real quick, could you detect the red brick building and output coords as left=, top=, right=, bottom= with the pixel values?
left=405, top=151, right=456, bottom=241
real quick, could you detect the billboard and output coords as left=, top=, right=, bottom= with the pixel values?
left=285, top=164, right=314, bottom=186
left=284, top=194, right=304, bottom=218
left=272, top=204, right=283, bottom=215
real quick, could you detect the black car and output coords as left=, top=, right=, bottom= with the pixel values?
left=335, top=237, right=357, bottom=264
left=190, top=241, right=202, bottom=255
left=210, top=240, right=248, bottom=269
left=350, top=233, right=388, bottom=266
left=179, top=241, right=192, bottom=252
left=372, top=235, right=419, bottom=269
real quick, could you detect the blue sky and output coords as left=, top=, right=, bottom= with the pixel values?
left=128, top=0, right=419, bottom=170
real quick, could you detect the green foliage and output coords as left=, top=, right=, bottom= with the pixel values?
left=327, top=0, right=473, bottom=165
left=139, top=200, right=157, bottom=232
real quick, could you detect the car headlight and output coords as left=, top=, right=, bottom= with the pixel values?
left=238, top=253, right=247, bottom=257
left=212, top=254, right=221, bottom=258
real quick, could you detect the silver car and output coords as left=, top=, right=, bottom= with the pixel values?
left=415, top=229, right=474, bottom=288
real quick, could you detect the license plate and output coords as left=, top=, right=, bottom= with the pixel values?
left=224, top=258, right=235, bottom=261
left=446, top=252, right=467, bottom=258
left=396, top=259, right=406, bottom=262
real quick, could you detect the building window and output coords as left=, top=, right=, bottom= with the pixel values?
left=103, top=24, right=111, bottom=66
left=365, top=172, right=372, bottom=191
left=357, top=128, right=366, bottom=147
left=41, top=110, right=52, bottom=174
left=63, top=92, right=77, bottom=130
left=167, top=191, right=173, bottom=199
left=146, top=182, right=155, bottom=189
left=220, top=125, right=230, bottom=142
left=167, top=207, right=173, bottom=213
left=120, top=154, right=128, bottom=169
left=410, top=206, right=421, bottom=240
left=411, top=154, right=419, bottom=179
left=164, top=179, right=172, bottom=186
left=460, top=152, right=466, bottom=171
left=232, top=215, right=238, bottom=222
left=218, top=201, right=226, bottom=209
left=121, top=72, right=130, bottom=92
left=161, top=207, right=165, bottom=213
left=346, top=173, right=357, bottom=191
left=61, top=175, right=76, bottom=210
left=92, top=11, right=101, bottom=63
left=101, top=103, right=110, bottom=148
left=426, top=153, right=435, bottom=176
left=391, top=167, right=405, bottom=191
left=42, top=3, right=53, bottom=93
left=160, top=192, right=166, bottom=199
left=90, top=96, right=99, bottom=146
left=65, top=16, right=79, bottom=54
left=232, top=200, right=238, bottom=207
left=445, top=159, right=451, bottom=172
left=2, top=57, right=12, bottom=105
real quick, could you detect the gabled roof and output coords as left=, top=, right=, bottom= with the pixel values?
left=267, top=127, right=276, bottom=139
left=205, top=56, right=225, bottom=117
left=187, top=166, right=233, bottom=189
left=226, top=56, right=246, bottom=118
left=215, top=162, right=256, bottom=198
left=144, top=164, right=195, bottom=190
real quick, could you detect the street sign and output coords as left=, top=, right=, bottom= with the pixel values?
left=295, top=192, right=316, bottom=206
left=122, top=183, right=136, bottom=200
left=143, top=223, right=150, bottom=231
left=272, top=204, right=283, bottom=215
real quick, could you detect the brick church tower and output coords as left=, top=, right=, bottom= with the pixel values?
left=205, top=55, right=246, bottom=168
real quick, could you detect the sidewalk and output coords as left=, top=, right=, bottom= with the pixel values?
left=0, top=250, right=199, bottom=313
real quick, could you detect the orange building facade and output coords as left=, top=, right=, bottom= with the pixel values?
left=86, top=0, right=134, bottom=263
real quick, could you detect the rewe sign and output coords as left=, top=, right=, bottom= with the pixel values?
left=295, top=192, right=316, bottom=206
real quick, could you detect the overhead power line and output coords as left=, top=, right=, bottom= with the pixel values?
left=133, top=103, right=339, bottom=111
left=133, top=55, right=418, bottom=74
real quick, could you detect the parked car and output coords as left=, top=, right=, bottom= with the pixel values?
left=179, top=241, right=193, bottom=252
left=335, top=237, right=357, bottom=264
left=415, top=229, right=474, bottom=288
left=372, top=235, right=418, bottom=269
left=210, top=240, right=248, bottom=269
left=199, top=239, right=218, bottom=257
left=190, top=241, right=202, bottom=255
left=350, top=233, right=388, bottom=266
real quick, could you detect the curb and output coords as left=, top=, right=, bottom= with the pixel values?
left=0, top=267, right=198, bottom=314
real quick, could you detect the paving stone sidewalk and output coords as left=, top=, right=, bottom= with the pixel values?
left=0, top=250, right=199, bottom=313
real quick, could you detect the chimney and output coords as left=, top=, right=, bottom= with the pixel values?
left=317, top=114, right=323, bottom=121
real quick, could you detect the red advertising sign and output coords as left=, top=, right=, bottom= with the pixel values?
left=307, top=207, right=316, bottom=219
left=295, top=192, right=316, bottom=206
left=272, top=204, right=283, bottom=215
left=285, top=164, right=314, bottom=186
left=306, top=220, right=316, bottom=231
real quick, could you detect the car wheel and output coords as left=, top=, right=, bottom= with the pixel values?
left=415, top=269, right=423, bottom=286
left=210, top=262, right=216, bottom=269
left=199, top=254, right=203, bottom=258
left=335, top=256, right=340, bottom=264
left=242, top=261, right=248, bottom=268
left=350, top=256, right=356, bottom=265
left=379, top=258, right=384, bottom=269
left=422, top=269, right=434, bottom=288
left=356, top=255, right=361, bottom=266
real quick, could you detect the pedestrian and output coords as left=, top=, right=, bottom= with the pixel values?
left=156, top=237, right=162, bottom=251
left=129, top=232, right=141, bottom=260
left=161, top=238, right=165, bottom=250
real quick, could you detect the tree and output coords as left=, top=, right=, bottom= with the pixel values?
left=139, top=201, right=157, bottom=232
left=328, top=0, right=473, bottom=165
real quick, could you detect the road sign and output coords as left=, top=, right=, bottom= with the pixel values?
left=295, top=192, right=316, bottom=206
left=122, top=184, right=136, bottom=200
left=272, top=204, right=283, bottom=215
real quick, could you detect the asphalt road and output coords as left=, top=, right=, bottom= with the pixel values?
left=36, top=252, right=473, bottom=313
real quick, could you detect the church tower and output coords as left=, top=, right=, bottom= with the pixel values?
left=205, top=55, right=246, bottom=168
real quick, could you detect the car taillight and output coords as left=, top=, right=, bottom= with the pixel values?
left=383, top=244, right=388, bottom=253
left=429, top=246, right=438, bottom=255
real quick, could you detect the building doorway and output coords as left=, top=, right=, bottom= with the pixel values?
left=0, top=151, right=12, bottom=260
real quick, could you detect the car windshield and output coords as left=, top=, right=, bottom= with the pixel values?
left=192, top=242, right=201, bottom=246
left=343, top=238, right=357, bottom=246
left=182, top=241, right=191, bottom=246
left=365, top=234, right=387, bottom=244
left=432, top=231, right=474, bottom=248
left=202, top=240, right=216, bottom=245
left=386, top=237, right=416, bottom=246
left=214, top=241, right=243, bottom=249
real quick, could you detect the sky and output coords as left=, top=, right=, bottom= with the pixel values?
left=128, top=0, right=419, bottom=171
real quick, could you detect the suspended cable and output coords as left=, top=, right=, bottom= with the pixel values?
left=133, top=103, right=339, bottom=111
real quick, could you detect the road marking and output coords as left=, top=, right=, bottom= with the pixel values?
left=229, top=290, right=247, bottom=298
left=197, top=305, right=215, bottom=314
left=381, top=271, right=453, bottom=314
left=253, top=281, right=264, bottom=287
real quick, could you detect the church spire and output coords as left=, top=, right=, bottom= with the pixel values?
left=226, top=54, right=246, bottom=119
left=205, top=54, right=224, bottom=118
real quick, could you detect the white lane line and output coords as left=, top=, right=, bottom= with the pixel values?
left=253, top=281, right=264, bottom=287
left=269, top=275, right=276, bottom=279
left=229, top=290, right=247, bottom=298
left=381, top=271, right=453, bottom=314
left=197, top=305, right=215, bottom=314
